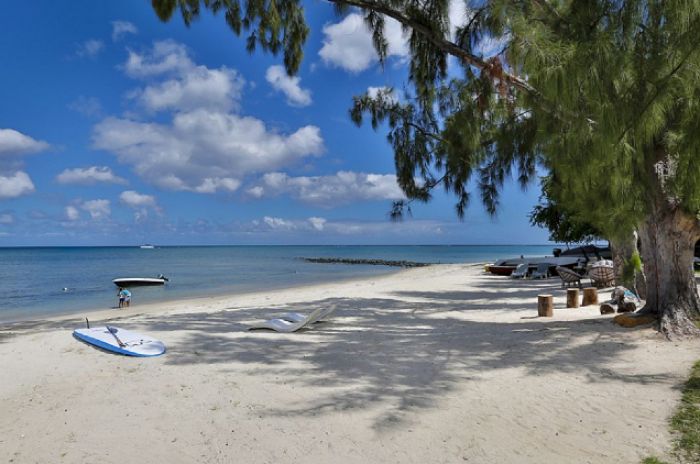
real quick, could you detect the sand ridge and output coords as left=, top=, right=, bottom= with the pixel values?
left=1, top=264, right=698, bottom=463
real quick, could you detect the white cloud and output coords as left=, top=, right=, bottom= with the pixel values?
left=56, top=166, right=127, bottom=185
left=319, top=13, right=409, bottom=73
left=366, top=86, right=398, bottom=103
left=125, top=41, right=245, bottom=113
left=68, top=96, right=102, bottom=117
left=263, top=216, right=298, bottom=231
left=119, top=190, right=160, bottom=221
left=0, top=213, right=13, bottom=224
left=246, top=185, right=264, bottom=198
left=0, top=171, right=35, bottom=199
left=76, top=39, right=104, bottom=58
left=249, top=171, right=404, bottom=206
left=308, top=216, right=326, bottom=231
left=136, top=65, right=244, bottom=113
left=112, top=20, right=138, bottom=41
left=93, top=111, right=323, bottom=194
left=247, top=216, right=447, bottom=237
left=65, top=206, right=80, bottom=221
left=93, top=41, right=324, bottom=194
left=80, top=199, right=111, bottom=219
left=124, top=40, right=193, bottom=78
left=0, top=129, right=49, bottom=155
left=119, top=190, right=156, bottom=208
left=265, top=65, right=312, bottom=107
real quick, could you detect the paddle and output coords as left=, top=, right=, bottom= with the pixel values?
left=105, top=325, right=126, bottom=348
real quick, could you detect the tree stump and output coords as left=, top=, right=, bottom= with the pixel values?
left=600, top=303, right=615, bottom=314
left=566, top=288, right=580, bottom=308
left=538, top=294, right=554, bottom=317
left=582, top=287, right=598, bottom=306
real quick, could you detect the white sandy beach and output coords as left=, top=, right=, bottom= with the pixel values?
left=1, top=264, right=698, bottom=463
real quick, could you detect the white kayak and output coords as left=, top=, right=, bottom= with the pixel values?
left=73, top=326, right=166, bottom=357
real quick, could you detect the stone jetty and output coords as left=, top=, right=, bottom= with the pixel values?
left=302, top=257, right=433, bottom=267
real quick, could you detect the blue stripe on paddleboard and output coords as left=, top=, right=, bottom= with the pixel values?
left=72, top=331, right=166, bottom=357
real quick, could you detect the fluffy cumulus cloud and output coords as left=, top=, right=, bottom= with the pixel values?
left=265, top=65, right=312, bottom=107
left=319, top=13, right=409, bottom=72
left=80, top=199, right=111, bottom=219
left=135, top=65, right=244, bottom=113
left=120, top=190, right=160, bottom=221
left=0, top=128, right=48, bottom=200
left=0, top=171, right=35, bottom=199
left=76, top=39, right=104, bottom=58
left=93, top=41, right=324, bottom=194
left=0, top=129, right=49, bottom=156
left=65, top=206, right=80, bottom=221
left=123, top=40, right=193, bottom=78
left=119, top=190, right=156, bottom=208
left=56, top=166, right=127, bottom=185
left=247, top=171, right=404, bottom=206
left=112, top=20, right=138, bottom=41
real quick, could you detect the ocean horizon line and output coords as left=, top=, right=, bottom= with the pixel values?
left=0, top=243, right=568, bottom=249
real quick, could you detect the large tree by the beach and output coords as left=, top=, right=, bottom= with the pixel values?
left=150, top=0, right=700, bottom=337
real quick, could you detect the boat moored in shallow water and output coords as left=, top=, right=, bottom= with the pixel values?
left=113, top=275, right=169, bottom=287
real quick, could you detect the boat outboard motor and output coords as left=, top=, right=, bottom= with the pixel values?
left=158, top=274, right=169, bottom=282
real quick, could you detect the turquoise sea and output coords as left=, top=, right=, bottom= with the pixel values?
left=0, top=245, right=556, bottom=322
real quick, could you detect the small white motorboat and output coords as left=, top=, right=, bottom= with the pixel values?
left=139, top=244, right=155, bottom=249
left=113, top=275, right=169, bottom=287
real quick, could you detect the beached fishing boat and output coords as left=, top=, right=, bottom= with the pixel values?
left=113, top=275, right=169, bottom=287
left=486, top=256, right=583, bottom=276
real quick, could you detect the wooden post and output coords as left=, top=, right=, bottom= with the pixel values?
left=537, top=294, right=554, bottom=317
left=582, top=287, right=598, bottom=306
left=566, top=288, right=580, bottom=308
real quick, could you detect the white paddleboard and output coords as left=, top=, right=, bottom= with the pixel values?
left=73, top=326, right=166, bottom=357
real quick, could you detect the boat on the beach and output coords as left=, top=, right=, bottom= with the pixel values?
left=486, top=256, right=583, bottom=276
left=553, top=244, right=612, bottom=260
left=113, top=275, right=169, bottom=287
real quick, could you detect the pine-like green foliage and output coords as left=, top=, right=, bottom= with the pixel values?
left=152, top=0, right=700, bottom=236
left=502, top=0, right=700, bottom=238
left=352, top=0, right=700, bottom=236
left=529, top=176, right=602, bottom=244
left=151, top=0, right=309, bottom=75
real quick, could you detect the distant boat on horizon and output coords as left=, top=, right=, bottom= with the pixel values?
left=139, top=244, right=155, bottom=249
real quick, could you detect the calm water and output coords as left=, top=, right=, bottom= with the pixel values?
left=0, top=245, right=556, bottom=322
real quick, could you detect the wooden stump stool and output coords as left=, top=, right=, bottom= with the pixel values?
left=538, top=294, right=554, bottom=317
left=566, top=288, right=580, bottom=308
left=582, top=287, right=598, bottom=306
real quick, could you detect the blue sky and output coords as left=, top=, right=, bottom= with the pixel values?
left=0, top=1, right=551, bottom=246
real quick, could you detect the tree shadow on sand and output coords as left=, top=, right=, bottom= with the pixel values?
left=0, top=272, right=673, bottom=432
left=121, top=288, right=668, bottom=432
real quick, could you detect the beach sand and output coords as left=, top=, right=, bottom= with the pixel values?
left=1, top=264, right=698, bottom=463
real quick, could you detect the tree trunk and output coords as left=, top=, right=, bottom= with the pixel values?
left=637, top=207, right=700, bottom=338
left=610, top=231, right=646, bottom=299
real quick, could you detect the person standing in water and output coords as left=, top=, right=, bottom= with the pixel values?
left=118, top=287, right=131, bottom=308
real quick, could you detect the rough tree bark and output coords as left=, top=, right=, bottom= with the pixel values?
left=611, top=231, right=647, bottom=299
left=637, top=172, right=700, bottom=338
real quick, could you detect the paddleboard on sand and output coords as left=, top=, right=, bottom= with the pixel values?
left=73, top=326, right=166, bottom=357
